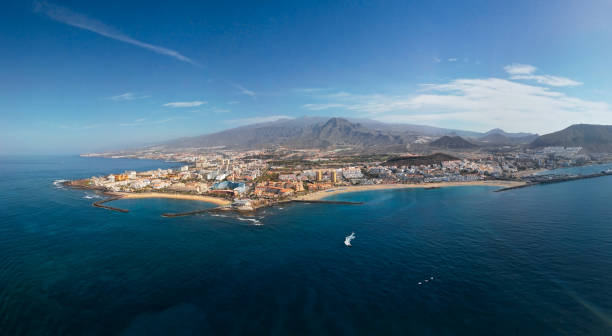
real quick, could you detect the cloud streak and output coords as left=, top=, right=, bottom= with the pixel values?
left=504, top=63, right=581, bottom=87
left=504, top=63, right=537, bottom=75
left=108, top=92, right=150, bottom=101
left=163, top=101, right=206, bottom=108
left=234, top=84, right=256, bottom=98
left=119, top=117, right=189, bottom=126
left=34, top=1, right=200, bottom=67
left=225, top=115, right=292, bottom=126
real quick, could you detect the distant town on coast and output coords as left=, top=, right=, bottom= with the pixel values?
left=68, top=117, right=612, bottom=213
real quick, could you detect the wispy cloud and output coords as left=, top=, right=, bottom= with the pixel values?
left=293, top=87, right=328, bottom=93
left=119, top=117, right=188, bottom=126
left=301, top=103, right=346, bottom=110
left=59, top=123, right=101, bottom=130
left=163, top=101, right=206, bottom=108
left=504, top=63, right=537, bottom=75
left=227, top=101, right=240, bottom=105
left=433, top=57, right=441, bottom=63
left=108, top=92, right=149, bottom=101
left=225, top=115, right=292, bottom=126
left=234, top=84, right=256, bottom=98
left=119, top=118, right=147, bottom=127
left=153, top=116, right=189, bottom=124
left=447, top=58, right=458, bottom=62
left=34, top=1, right=200, bottom=67
left=300, top=76, right=611, bottom=133
left=510, top=74, right=582, bottom=87
left=504, top=63, right=581, bottom=87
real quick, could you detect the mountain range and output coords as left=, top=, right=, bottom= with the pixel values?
left=147, top=117, right=612, bottom=153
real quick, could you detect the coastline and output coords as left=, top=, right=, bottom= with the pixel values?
left=109, top=192, right=232, bottom=206
left=293, top=180, right=526, bottom=201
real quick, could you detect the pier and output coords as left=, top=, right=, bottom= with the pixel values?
left=496, top=171, right=612, bottom=192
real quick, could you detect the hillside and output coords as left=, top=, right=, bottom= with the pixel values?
left=160, top=117, right=404, bottom=150
left=478, top=129, right=538, bottom=145
left=530, top=124, right=612, bottom=152
left=384, top=153, right=459, bottom=167
left=430, top=136, right=477, bottom=149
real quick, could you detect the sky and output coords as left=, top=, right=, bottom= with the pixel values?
left=2, top=0, right=612, bottom=154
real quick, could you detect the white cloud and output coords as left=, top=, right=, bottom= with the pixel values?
left=163, top=101, right=206, bottom=108
left=293, top=87, right=327, bottom=93
left=120, top=117, right=187, bottom=126
left=153, top=116, right=189, bottom=124
left=302, top=103, right=346, bottom=110
left=227, top=101, right=240, bottom=105
left=504, top=63, right=537, bottom=75
left=300, top=78, right=612, bottom=133
left=433, top=57, right=441, bottom=63
left=448, top=58, right=458, bottom=62
left=225, top=115, right=292, bottom=126
left=119, top=118, right=147, bottom=127
left=59, top=123, right=101, bottom=130
left=504, top=63, right=581, bottom=86
left=108, top=92, right=149, bottom=101
left=34, top=1, right=200, bottom=66
left=234, top=84, right=256, bottom=98
left=510, top=74, right=582, bottom=87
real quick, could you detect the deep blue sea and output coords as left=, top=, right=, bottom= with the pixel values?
left=1, top=156, right=611, bottom=335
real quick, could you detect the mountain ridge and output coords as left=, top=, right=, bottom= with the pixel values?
left=142, top=117, right=610, bottom=153
left=530, top=124, right=612, bottom=152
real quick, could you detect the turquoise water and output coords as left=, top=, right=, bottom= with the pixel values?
left=1, top=156, right=611, bottom=335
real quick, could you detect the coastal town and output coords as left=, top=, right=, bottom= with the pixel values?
left=72, top=144, right=612, bottom=212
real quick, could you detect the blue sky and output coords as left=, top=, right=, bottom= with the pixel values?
left=2, top=0, right=612, bottom=154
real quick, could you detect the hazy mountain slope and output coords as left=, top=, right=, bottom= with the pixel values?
left=160, top=117, right=404, bottom=149
left=530, top=124, right=612, bottom=152
left=152, top=116, right=548, bottom=151
left=430, top=136, right=478, bottom=149
left=478, top=129, right=538, bottom=145
left=353, top=118, right=483, bottom=137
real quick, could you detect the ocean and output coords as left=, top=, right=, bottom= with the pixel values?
left=1, top=156, right=611, bottom=335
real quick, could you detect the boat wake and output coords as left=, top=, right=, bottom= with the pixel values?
left=344, top=232, right=356, bottom=246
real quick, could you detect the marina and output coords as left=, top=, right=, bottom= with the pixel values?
left=495, top=171, right=612, bottom=192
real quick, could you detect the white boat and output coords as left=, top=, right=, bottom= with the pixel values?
left=344, top=232, right=355, bottom=247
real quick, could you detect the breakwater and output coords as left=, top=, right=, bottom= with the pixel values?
left=161, top=207, right=228, bottom=217
left=92, top=196, right=129, bottom=213
left=496, top=171, right=612, bottom=192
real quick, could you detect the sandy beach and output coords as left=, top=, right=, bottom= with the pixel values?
left=111, top=192, right=232, bottom=206
left=294, top=180, right=526, bottom=201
